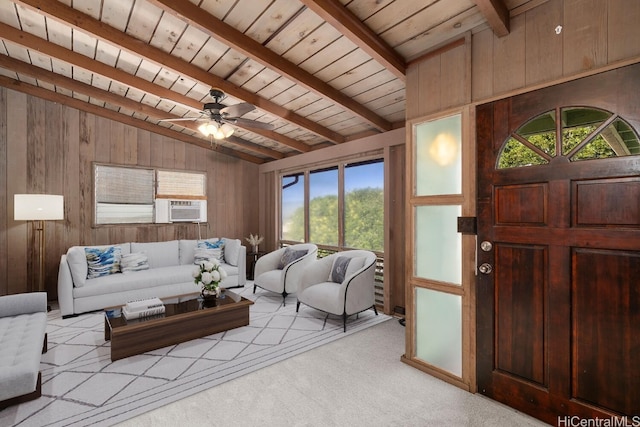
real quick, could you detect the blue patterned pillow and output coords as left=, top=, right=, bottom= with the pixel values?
left=198, top=239, right=224, bottom=249
left=85, top=246, right=122, bottom=279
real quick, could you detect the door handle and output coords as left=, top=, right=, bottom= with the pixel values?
left=478, top=263, right=493, bottom=274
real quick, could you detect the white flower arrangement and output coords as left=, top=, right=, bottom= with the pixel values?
left=193, top=258, right=227, bottom=295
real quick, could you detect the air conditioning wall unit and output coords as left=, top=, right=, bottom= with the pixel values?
left=154, top=199, right=207, bottom=223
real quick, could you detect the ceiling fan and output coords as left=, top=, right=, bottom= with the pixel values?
left=160, top=89, right=274, bottom=139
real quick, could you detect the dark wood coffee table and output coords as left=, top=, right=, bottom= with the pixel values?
left=104, top=290, right=253, bottom=361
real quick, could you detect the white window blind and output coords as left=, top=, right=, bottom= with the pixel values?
left=156, top=170, right=206, bottom=199
left=95, top=165, right=154, bottom=224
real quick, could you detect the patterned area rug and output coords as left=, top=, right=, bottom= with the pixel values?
left=2, top=283, right=389, bottom=427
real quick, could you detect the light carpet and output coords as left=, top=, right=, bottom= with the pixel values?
left=2, top=284, right=389, bottom=427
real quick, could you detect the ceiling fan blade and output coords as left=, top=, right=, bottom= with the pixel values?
left=220, top=103, right=255, bottom=117
left=225, top=117, right=275, bottom=130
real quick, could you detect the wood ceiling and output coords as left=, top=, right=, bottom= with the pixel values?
left=0, top=0, right=538, bottom=164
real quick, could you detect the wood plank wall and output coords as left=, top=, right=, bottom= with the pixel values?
left=0, top=88, right=259, bottom=300
left=408, top=0, right=640, bottom=119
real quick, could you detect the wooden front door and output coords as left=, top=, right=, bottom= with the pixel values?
left=476, top=64, right=640, bottom=425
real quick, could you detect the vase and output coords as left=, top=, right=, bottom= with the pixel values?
left=252, top=245, right=258, bottom=253
left=200, top=289, right=218, bottom=307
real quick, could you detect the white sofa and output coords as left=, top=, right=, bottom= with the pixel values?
left=57, top=238, right=246, bottom=318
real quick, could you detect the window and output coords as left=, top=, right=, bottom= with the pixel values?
left=309, top=167, right=338, bottom=246
left=94, top=164, right=206, bottom=225
left=95, top=165, right=155, bottom=224
left=281, top=172, right=305, bottom=242
left=498, top=107, right=640, bottom=169
left=344, top=160, right=384, bottom=252
left=279, top=158, right=384, bottom=253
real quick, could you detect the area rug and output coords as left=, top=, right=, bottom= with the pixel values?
left=2, top=283, right=390, bottom=427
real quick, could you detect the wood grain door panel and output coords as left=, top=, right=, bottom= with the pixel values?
left=476, top=63, right=640, bottom=424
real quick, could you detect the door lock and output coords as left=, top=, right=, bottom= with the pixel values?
left=478, top=263, right=493, bottom=274
left=480, top=241, right=493, bottom=252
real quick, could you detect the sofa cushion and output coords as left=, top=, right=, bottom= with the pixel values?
left=120, top=252, right=150, bottom=273
left=85, top=246, right=122, bottom=279
left=67, top=243, right=131, bottom=287
left=179, top=240, right=197, bottom=265
left=131, top=240, right=179, bottom=269
left=222, top=238, right=241, bottom=266
left=74, top=264, right=197, bottom=299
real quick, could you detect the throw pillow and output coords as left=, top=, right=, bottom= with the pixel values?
left=194, top=247, right=222, bottom=264
left=85, top=246, right=122, bottom=279
left=277, top=248, right=308, bottom=269
left=329, top=256, right=352, bottom=283
left=198, top=239, right=224, bottom=250
left=120, top=252, right=150, bottom=274
left=222, top=238, right=241, bottom=266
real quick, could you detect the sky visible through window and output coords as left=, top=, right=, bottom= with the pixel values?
left=282, top=161, right=383, bottom=219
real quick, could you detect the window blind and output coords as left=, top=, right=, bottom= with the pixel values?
left=95, top=165, right=154, bottom=224
left=95, top=165, right=154, bottom=204
left=156, top=170, right=206, bottom=199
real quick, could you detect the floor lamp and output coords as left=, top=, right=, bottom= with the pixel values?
left=14, top=194, right=64, bottom=300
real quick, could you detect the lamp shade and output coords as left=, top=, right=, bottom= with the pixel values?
left=14, top=194, right=64, bottom=220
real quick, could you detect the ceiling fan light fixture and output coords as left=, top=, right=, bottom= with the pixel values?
left=220, top=123, right=235, bottom=138
left=198, top=122, right=220, bottom=137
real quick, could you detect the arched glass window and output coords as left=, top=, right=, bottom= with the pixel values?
left=497, top=107, right=640, bottom=169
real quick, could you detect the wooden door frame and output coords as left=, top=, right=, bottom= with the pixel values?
left=401, top=105, right=477, bottom=391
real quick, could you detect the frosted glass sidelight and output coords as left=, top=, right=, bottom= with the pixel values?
left=415, top=114, right=462, bottom=196
left=415, top=288, right=462, bottom=377
left=415, top=205, right=462, bottom=284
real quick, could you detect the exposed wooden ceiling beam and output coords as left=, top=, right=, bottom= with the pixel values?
left=472, top=0, right=510, bottom=37
left=0, top=55, right=285, bottom=160
left=147, top=0, right=392, bottom=132
left=299, top=0, right=406, bottom=81
left=9, top=0, right=340, bottom=148
left=0, top=66, right=284, bottom=161
left=0, top=74, right=265, bottom=163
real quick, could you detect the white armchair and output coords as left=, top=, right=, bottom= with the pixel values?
left=253, top=243, right=318, bottom=304
left=296, top=250, right=378, bottom=332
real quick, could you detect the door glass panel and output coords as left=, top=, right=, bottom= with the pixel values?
left=570, top=117, right=640, bottom=161
left=562, top=107, right=611, bottom=155
left=309, top=167, right=338, bottom=246
left=415, top=114, right=461, bottom=196
left=415, top=288, right=462, bottom=377
left=516, top=111, right=556, bottom=157
left=498, top=106, right=640, bottom=168
left=281, top=173, right=305, bottom=242
left=498, top=137, right=550, bottom=169
left=414, top=205, right=462, bottom=285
